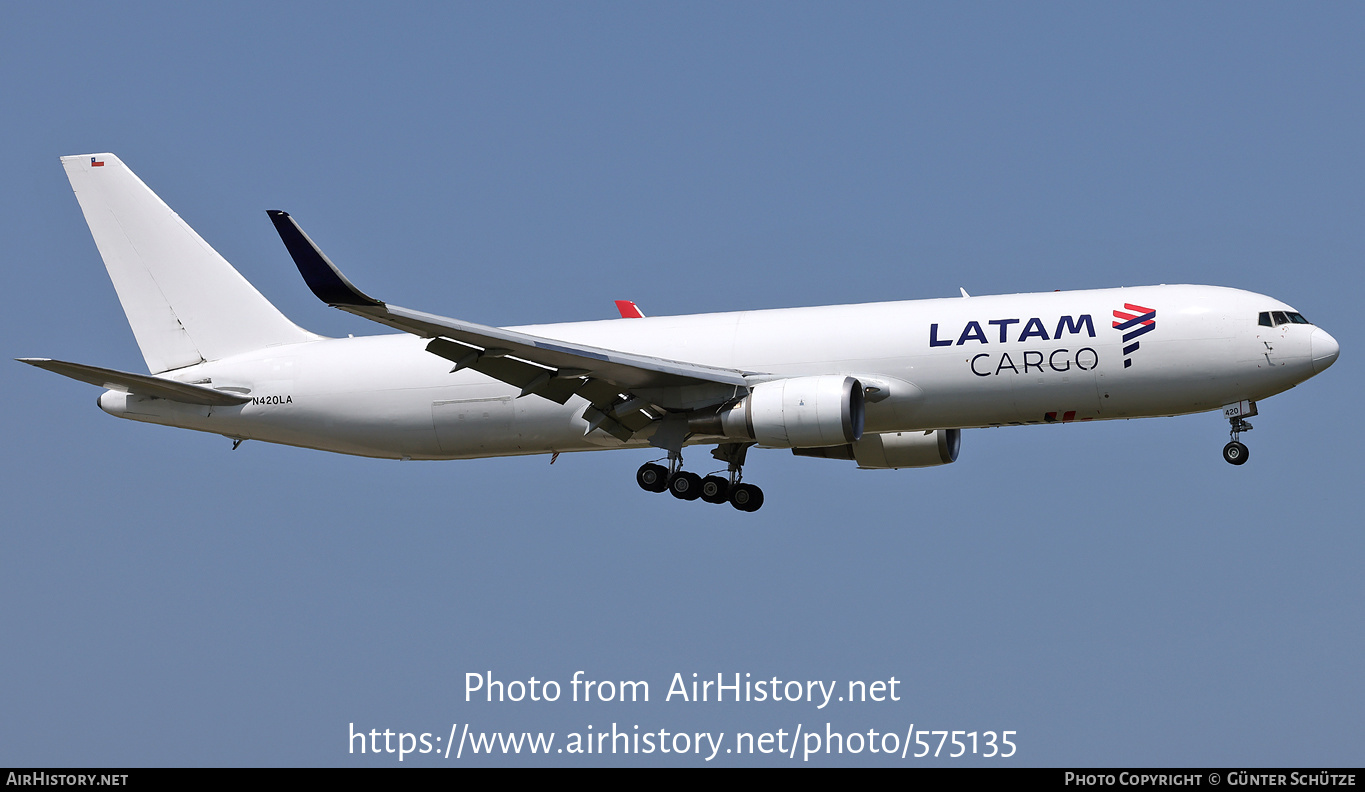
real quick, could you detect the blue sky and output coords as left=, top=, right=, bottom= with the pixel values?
left=2, top=2, right=1361, bottom=766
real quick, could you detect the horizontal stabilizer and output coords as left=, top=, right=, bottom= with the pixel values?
left=17, top=358, right=250, bottom=406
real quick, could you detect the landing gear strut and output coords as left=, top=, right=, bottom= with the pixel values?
left=634, top=442, right=764, bottom=511
left=713, top=442, right=763, bottom=512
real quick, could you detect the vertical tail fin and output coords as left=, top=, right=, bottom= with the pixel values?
left=61, top=154, right=318, bottom=373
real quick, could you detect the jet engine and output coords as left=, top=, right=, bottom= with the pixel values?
left=793, top=428, right=961, bottom=469
left=691, top=375, right=865, bottom=448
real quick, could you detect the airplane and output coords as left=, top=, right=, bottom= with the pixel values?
left=20, top=154, right=1341, bottom=512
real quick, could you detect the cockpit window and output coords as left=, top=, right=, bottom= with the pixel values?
left=1261, top=310, right=1312, bottom=326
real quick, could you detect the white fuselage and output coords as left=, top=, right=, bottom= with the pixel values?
left=96, top=284, right=1335, bottom=461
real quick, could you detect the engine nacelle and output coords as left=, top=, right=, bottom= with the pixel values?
left=793, top=429, right=961, bottom=469
left=855, top=429, right=959, bottom=468
left=700, top=375, right=865, bottom=448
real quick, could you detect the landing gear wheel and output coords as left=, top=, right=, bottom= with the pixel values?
left=637, top=463, right=669, bottom=492
left=729, top=483, right=764, bottom=512
left=700, top=475, right=731, bottom=504
left=1222, top=441, right=1249, bottom=466
left=669, top=471, right=703, bottom=501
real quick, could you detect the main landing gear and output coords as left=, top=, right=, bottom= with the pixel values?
left=636, top=443, right=763, bottom=512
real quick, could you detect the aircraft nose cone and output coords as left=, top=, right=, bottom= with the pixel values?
left=1311, top=328, right=1340, bottom=373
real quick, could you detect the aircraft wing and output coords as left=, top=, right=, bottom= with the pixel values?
left=269, top=211, right=752, bottom=440
left=17, top=358, right=250, bottom=406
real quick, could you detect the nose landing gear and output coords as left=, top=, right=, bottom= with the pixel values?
left=1222, top=404, right=1255, bottom=466
left=634, top=442, right=763, bottom=511
left=1222, top=436, right=1249, bottom=465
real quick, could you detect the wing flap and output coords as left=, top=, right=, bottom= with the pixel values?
left=425, top=338, right=586, bottom=405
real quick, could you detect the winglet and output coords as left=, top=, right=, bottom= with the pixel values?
left=615, top=300, right=646, bottom=318
left=267, top=211, right=383, bottom=308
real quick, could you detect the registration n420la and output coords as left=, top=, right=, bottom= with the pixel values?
left=22, top=154, right=1340, bottom=512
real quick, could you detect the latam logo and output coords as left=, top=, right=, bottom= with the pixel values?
left=1113, top=303, right=1156, bottom=368
left=929, top=315, right=1095, bottom=347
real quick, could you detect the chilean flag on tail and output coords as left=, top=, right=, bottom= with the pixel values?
left=90, top=157, right=104, bottom=167
left=1113, top=303, right=1156, bottom=368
